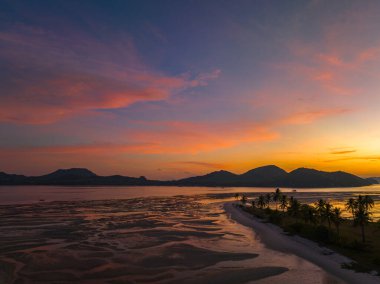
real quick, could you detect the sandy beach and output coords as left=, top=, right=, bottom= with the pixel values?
left=0, top=194, right=350, bottom=283
left=224, top=202, right=380, bottom=284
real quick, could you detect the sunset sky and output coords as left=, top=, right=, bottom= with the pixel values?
left=1, top=0, right=380, bottom=179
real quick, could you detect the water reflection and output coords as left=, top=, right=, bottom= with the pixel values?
left=0, top=185, right=379, bottom=220
left=0, top=195, right=342, bottom=283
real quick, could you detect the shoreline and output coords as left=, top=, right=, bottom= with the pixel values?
left=0, top=184, right=377, bottom=188
left=224, top=202, right=380, bottom=284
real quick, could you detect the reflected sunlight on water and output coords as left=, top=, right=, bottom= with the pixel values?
left=0, top=195, right=342, bottom=283
left=0, top=185, right=379, bottom=219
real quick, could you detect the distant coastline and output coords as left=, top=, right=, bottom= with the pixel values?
left=0, top=165, right=377, bottom=188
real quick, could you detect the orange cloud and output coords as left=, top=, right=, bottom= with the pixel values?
left=172, top=161, right=226, bottom=169
left=0, top=120, right=278, bottom=156
left=330, top=148, right=357, bottom=155
left=126, top=120, right=279, bottom=154
left=280, top=109, right=351, bottom=125
left=324, top=155, right=380, bottom=163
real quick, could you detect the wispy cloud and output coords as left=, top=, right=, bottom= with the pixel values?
left=172, top=161, right=226, bottom=169
left=0, top=120, right=278, bottom=155
left=280, top=109, right=351, bottom=125
left=329, top=147, right=357, bottom=155
left=330, top=150, right=357, bottom=155
left=325, top=155, right=380, bottom=162
left=0, top=25, right=220, bottom=124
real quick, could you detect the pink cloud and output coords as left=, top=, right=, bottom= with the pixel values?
left=0, top=120, right=278, bottom=156
left=0, top=26, right=220, bottom=124
left=0, top=67, right=220, bottom=124
left=317, top=54, right=345, bottom=67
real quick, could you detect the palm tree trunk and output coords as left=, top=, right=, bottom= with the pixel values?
left=361, top=224, right=366, bottom=243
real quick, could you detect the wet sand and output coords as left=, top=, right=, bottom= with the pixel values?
left=224, top=202, right=380, bottom=284
left=0, top=196, right=349, bottom=283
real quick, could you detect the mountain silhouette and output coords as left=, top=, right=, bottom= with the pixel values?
left=368, top=177, right=380, bottom=183
left=239, top=165, right=287, bottom=186
left=0, top=168, right=155, bottom=186
left=0, top=165, right=376, bottom=188
left=39, top=168, right=97, bottom=180
left=176, top=170, right=238, bottom=186
left=281, top=168, right=375, bottom=187
left=0, top=172, right=27, bottom=184
left=172, top=166, right=375, bottom=187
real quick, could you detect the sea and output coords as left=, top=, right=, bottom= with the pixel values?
left=0, top=185, right=379, bottom=283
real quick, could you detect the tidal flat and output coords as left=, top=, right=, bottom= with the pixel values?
left=0, top=194, right=342, bottom=283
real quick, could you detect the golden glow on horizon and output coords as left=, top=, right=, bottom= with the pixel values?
left=1, top=1, right=380, bottom=179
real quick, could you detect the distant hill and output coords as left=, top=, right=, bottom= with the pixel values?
left=173, top=166, right=375, bottom=188
left=37, top=168, right=97, bottom=180
left=368, top=177, right=380, bottom=183
left=239, top=165, right=287, bottom=186
left=0, top=166, right=377, bottom=188
left=0, top=172, right=28, bottom=184
left=176, top=170, right=238, bottom=186
left=0, top=168, right=157, bottom=186
left=281, top=168, right=374, bottom=188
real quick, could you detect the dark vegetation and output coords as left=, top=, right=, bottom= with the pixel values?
left=235, top=190, right=380, bottom=274
left=0, top=165, right=377, bottom=187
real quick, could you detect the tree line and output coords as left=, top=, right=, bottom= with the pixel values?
left=235, top=189, right=375, bottom=243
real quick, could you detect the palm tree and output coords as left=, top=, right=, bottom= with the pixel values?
left=289, top=196, right=294, bottom=207
left=234, top=193, right=240, bottom=201
left=300, top=204, right=317, bottom=224
left=315, top=199, right=326, bottom=224
left=240, top=194, right=247, bottom=205
left=257, top=195, right=266, bottom=209
left=301, top=204, right=310, bottom=223
left=332, top=207, right=343, bottom=236
left=345, top=197, right=356, bottom=220
left=279, top=195, right=288, bottom=212
left=362, top=195, right=374, bottom=211
left=323, top=202, right=333, bottom=230
left=273, top=188, right=282, bottom=210
left=288, top=197, right=301, bottom=217
left=251, top=200, right=256, bottom=208
left=265, top=193, right=272, bottom=209
left=354, top=205, right=371, bottom=243
left=353, top=195, right=374, bottom=242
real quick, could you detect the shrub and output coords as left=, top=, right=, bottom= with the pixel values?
left=345, top=239, right=368, bottom=251
left=372, top=257, right=380, bottom=266
left=268, top=210, right=283, bottom=225
left=313, top=225, right=330, bottom=243
left=287, top=222, right=304, bottom=234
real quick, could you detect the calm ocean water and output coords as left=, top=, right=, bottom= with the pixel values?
left=0, top=194, right=343, bottom=283
left=1, top=185, right=379, bottom=219
left=1, top=185, right=379, bottom=282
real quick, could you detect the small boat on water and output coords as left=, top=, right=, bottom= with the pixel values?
left=292, top=189, right=297, bottom=192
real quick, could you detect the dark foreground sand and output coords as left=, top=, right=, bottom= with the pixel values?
left=224, top=202, right=380, bottom=284
left=0, top=197, right=300, bottom=283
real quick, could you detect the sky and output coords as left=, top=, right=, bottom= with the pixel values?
left=1, top=0, right=380, bottom=179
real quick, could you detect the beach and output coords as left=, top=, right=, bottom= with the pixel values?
left=0, top=192, right=350, bottom=283
left=224, top=202, right=380, bottom=284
